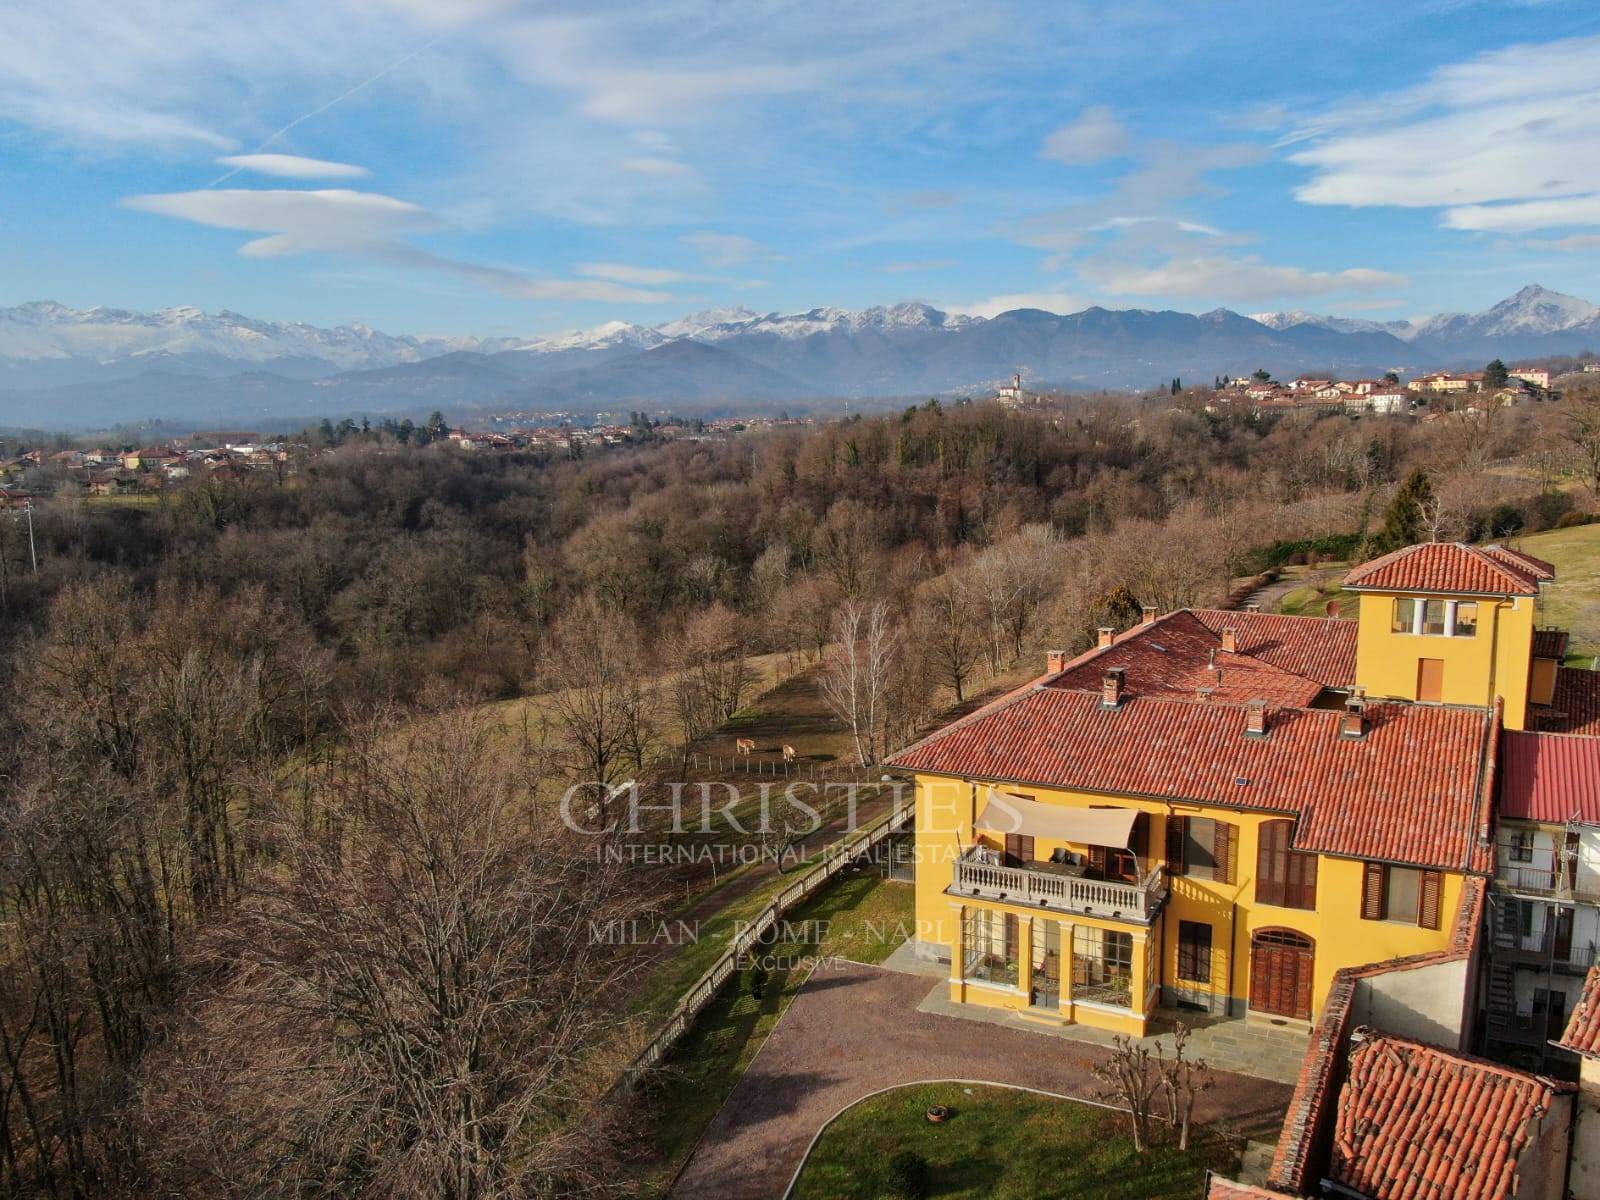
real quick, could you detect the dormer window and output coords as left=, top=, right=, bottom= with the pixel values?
left=1391, top=597, right=1478, bottom=638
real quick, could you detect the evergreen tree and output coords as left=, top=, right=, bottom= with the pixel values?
left=1484, top=358, right=1509, bottom=389
left=1170, top=377, right=1182, bottom=395
left=1252, top=368, right=1271, bottom=382
left=1373, top=468, right=1433, bottom=554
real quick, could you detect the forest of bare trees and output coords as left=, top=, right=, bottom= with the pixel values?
left=1, top=387, right=1595, bottom=1194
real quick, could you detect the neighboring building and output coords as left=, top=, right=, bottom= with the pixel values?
left=1409, top=371, right=1485, bottom=393
left=890, top=542, right=1570, bottom=1041
left=1343, top=388, right=1409, bottom=415
left=1584, top=363, right=1600, bottom=374
left=1486, top=731, right=1600, bottom=1071
left=1558, top=967, right=1600, bottom=1198
left=1512, top=367, right=1553, bottom=389
left=995, top=372, right=1029, bottom=407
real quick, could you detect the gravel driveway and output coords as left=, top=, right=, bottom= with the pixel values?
left=670, top=959, right=1294, bottom=1199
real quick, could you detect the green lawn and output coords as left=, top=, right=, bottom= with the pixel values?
left=1514, top=524, right=1600, bottom=664
left=1275, top=581, right=1356, bottom=618
left=791, top=1082, right=1239, bottom=1200
left=638, top=869, right=914, bottom=1185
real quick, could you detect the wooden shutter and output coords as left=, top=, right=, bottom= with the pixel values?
left=1166, top=816, right=1187, bottom=875
left=1361, top=862, right=1385, bottom=920
left=1178, top=921, right=1211, bottom=984
left=1257, top=820, right=1288, bottom=907
left=1004, top=833, right=1034, bottom=867
left=1213, top=822, right=1235, bottom=885
left=1288, top=849, right=1318, bottom=911
left=1088, top=845, right=1108, bottom=877
left=1567, top=832, right=1581, bottom=890
left=1418, top=870, right=1443, bottom=930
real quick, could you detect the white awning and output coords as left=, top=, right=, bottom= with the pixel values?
left=974, top=794, right=1138, bottom=848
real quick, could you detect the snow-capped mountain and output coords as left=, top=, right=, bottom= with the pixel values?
left=2, top=285, right=1595, bottom=429
left=1407, top=284, right=1600, bottom=342
left=0, top=300, right=473, bottom=372
left=1249, top=309, right=1412, bottom=337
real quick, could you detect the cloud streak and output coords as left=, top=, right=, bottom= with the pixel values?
left=216, top=153, right=372, bottom=180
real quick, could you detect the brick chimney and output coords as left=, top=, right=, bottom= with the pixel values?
left=1097, top=627, right=1115, bottom=648
left=1221, top=627, right=1238, bottom=653
left=1245, top=699, right=1268, bottom=738
left=1047, top=649, right=1068, bottom=673
left=1340, top=695, right=1367, bottom=739
left=1244, top=602, right=1261, bottom=613
left=1141, top=605, right=1158, bottom=625
left=1102, top=666, right=1126, bottom=709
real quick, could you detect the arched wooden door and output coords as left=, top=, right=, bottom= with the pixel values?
left=1250, top=929, right=1314, bottom=1020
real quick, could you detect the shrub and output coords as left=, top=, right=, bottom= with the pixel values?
left=1487, top=503, right=1525, bottom=538
left=1556, top=510, right=1596, bottom=529
left=743, top=961, right=769, bottom=999
left=884, top=1150, right=930, bottom=1200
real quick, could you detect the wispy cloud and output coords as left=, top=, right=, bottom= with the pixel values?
left=1040, top=105, right=1129, bottom=165
left=882, top=259, right=957, bottom=274
left=124, top=188, right=671, bottom=302
left=216, top=153, right=371, bottom=180
left=1289, top=34, right=1600, bottom=231
left=1083, top=257, right=1406, bottom=301
left=681, top=231, right=771, bottom=267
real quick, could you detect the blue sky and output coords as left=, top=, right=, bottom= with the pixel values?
left=3, top=0, right=1599, bottom=337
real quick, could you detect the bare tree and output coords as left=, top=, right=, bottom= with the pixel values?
left=545, top=592, right=656, bottom=796
left=914, top=574, right=980, bottom=703
left=1158, top=1024, right=1214, bottom=1150
left=1565, top=389, right=1600, bottom=492
left=1093, top=1035, right=1162, bottom=1152
left=819, top=599, right=901, bottom=766
left=138, top=708, right=646, bottom=1199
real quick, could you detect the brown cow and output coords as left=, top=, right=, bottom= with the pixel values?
left=782, top=744, right=797, bottom=763
left=735, top=737, right=755, bottom=756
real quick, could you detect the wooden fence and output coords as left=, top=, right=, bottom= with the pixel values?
left=685, top=750, right=859, bottom=781
left=619, top=790, right=915, bottom=1087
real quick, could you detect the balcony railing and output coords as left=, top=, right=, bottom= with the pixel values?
left=950, top=851, right=1166, bottom=923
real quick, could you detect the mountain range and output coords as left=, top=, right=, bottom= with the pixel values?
left=2, top=285, right=1597, bottom=430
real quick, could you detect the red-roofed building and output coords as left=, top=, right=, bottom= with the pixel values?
left=1328, top=1032, right=1571, bottom=1199
left=1557, top=966, right=1600, bottom=1199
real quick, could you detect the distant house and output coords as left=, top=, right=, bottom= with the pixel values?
left=1410, top=371, right=1484, bottom=394
left=1291, top=377, right=1332, bottom=392
left=1585, top=363, right=1600, bottom=374
left=1510, top=367, right=1552, bottom=389
left=995, top=372, right=1030, bottom=408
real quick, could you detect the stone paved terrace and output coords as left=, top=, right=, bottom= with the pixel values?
left=670, top=956, right=1296, bottom=1199
left=891, top=940, right=1311, bottom=1086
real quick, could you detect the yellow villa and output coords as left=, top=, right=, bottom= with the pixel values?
left=888, top=541, right=1572, bottom=1036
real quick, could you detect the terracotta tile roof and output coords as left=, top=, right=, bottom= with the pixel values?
left=1532, top=628, right=1571, bottom=659
left=1191, top=608, right=1358, bottom=687
left=1330, top=1032, right=1569, bottom=1200
left=890, top=686, right=1494, bottom=872
left=1557, top=965, right=1600, bottom=1059
left=1047, top=611, right=1328, bottom=707
left=1268, top=878, right=1487, bottom=1194
left=1344, top=542, right=1547, bottom=596
left=1536, top=668, right=1600, bottom=736
left=1499, top=731, right=1600, bottom=825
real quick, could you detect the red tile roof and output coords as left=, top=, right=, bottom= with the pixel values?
left=890, top=684, right=1494, bottom=871
left=1344, top=542, right=1547, bottom=596
left=1500, top=730, right=1600, bottom=825
left=1047, top=610, right=1330, bottom=707
left=1268, top=879, right=1487, bottom=1194
left=1191, top=608, right=1358, bottom=687
left=1532, top=628, right=1570, bottom=659
left=1537, top=668, right=1600, bottom=736
left=1330, top=1032, right=1569, bottom=1200
left=1557, top=965, right=1600, bottom=1059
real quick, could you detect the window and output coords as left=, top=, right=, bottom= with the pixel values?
left=1177, top=921, right=1212, bottom=984
left=1167, top=815, right=1235, bottom=884
left=1392, top=596, right=1480, bottom=638
left=1072, top=926, right=1133, bottom=1007
left=1509, top=829, right=1534, bottom=864
left=1387, top=867, right=1421, bottom=923
left=1361, top=862, right=1443, bottom=928
left=1422, top=600, right=1448, bottom=636
left=1256, top=818, right=1318, bottom=910
left=963, top=909, right=1018, bottom=987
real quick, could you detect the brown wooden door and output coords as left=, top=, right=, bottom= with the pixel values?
left=1250, top=930, right=1314, bottom=1019
left=1004, top=834, right=1035, bottom=867
left=1417, top=658, right=1445, bottom=702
